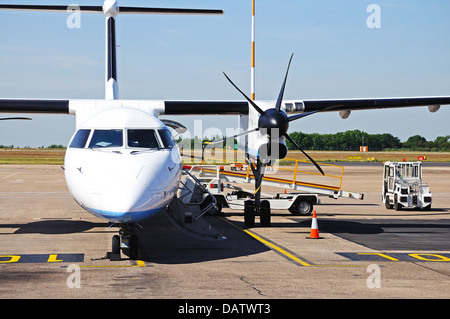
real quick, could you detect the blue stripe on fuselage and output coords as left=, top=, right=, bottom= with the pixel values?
left=84, top=206, right=163, bottom=223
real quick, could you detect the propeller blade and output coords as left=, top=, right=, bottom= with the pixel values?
left=208, top=127, right=260, bottom=145
left=275, top=53, right=294, bottom=112
left=287, top=110, right=320, bottom=122
left=283, top=133, right=324, bottom=175
left=0, top=117, right=32, bottom=121
left=223, top=72, right=265, bottom=116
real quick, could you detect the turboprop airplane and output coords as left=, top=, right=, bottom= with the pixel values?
left=1, top=1, right=450, bottom=260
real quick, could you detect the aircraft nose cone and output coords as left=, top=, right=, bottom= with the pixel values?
left=101, top=165, right=162, bottom=214
left=136, top=166, right=162, bottom=190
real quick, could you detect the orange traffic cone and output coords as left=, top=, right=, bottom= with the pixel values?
left=307, top=210, right=322, bottom=239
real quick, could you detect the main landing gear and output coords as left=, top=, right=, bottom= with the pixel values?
left=110, top=223, right=139, bottom=261
left=244, top=199, right=271, bottom=227
left=243, top=155, right=272, bottom=228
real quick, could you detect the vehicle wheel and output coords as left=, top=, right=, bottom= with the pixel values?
left=290, top=199, right=313, bottom=216
left=299, top=200, right=313, bottom=216
left=112, top=235, right=120, bottom=255
left=260, top=200, right=271, bottom=227
left=394, top=195, right=402, bottom=211
left=385, top=196, right=393, bottom=209
left=244, top=200, right=255, bottom=227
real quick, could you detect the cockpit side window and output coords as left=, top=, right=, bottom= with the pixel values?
left=158, top=129, right=176, bottom=149
left=128, top=129, right=160, bottom=149
left=89, top=129, right=123, bottom=148
left=69, top=129, right=91, bottom=149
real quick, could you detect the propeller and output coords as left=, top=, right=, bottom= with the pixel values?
left=223, top=53, right=324, bottom=175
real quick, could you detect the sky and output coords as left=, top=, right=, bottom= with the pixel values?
left=0, top=0, right=450, bottom=147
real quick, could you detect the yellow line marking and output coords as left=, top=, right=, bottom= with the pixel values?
left=220, top=217, right=367, bottom=268
left=306, top=264, right=367, bottom=268
left=219, top=217, right=311, bottom=266
left=243, top=229, right=312, bottom=266
left=357, top=253, right=399, bottom=261
left=47, top=254, right=63, bottom=262
left=80, top=260, right=147, bottom=268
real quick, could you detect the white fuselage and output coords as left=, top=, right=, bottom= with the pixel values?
left=64, top=108, right=182, bottom=223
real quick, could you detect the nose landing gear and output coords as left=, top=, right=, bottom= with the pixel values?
left=109, top=223, right=139, bottom=261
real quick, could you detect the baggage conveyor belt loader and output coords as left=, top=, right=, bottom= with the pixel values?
left=180, top=159, right=364, bottom=221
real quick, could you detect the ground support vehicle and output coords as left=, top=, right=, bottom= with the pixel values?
left=382, top=161, right=432, bottom=211
left=224, top=190, right=320, bottom=216
left=230, top=162, right=248, bottom=171
left=180, top=162, right=363, bottom=224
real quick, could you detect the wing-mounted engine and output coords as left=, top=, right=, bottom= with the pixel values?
left=247, top=124, right=288, bottom=163
left=218, top=54, right=327, bottom=227
left=223, top=54, right=324, bottom=174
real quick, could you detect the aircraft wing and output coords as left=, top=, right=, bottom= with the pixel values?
left=162, top=101, right=248, bottom=115
left=297, top=96, right=450, bottom=113
left=1, top=96, right=450, bottom=116
left=0, top=99, right=70, bottom=114
left=0, top=99, right=249, bottom=116
left=163, top=96, right=450, bottom=115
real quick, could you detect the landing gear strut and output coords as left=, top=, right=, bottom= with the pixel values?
left=243, top=155, right=271, bottom=227
left=110, top=223, right=139, bottom=261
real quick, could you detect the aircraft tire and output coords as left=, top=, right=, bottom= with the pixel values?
left=244, top=200, right=255, bottom=227
left=112, top=235, right=120, bottom=255
left=260, top=200, right=271, bottom=227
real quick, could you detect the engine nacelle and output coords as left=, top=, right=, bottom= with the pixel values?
left=241, top=101, right=288, bottom=163
left=257, top=141, right=288, bottom=162
left=247, top=129, right=288, bottom=163
left=339, top=110, right=351, bottom=119
left=428, top=105, right=440, bottom=113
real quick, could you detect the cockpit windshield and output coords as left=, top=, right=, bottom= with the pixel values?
left=89, top=129, right=123, bottom=148
left=69, top=128, right=177, bottom=150
left=158, top=129, right=176, bottom=149
left=127, top=129, right=176, bottom=149
left=128, top=129, right=160, bottom=149
left=69, top=129, right=91, bottom=149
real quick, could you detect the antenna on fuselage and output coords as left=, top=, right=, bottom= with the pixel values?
left=0, top=0, right=223, bottom=100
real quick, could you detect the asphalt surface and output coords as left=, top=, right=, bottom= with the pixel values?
left=0, top=164, right=449, bottom=304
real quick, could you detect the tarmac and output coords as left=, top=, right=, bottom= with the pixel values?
left=0, top=163, right=449, bottom=301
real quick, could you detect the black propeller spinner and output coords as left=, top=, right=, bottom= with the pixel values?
left=223, top=53, right=324, bottom=175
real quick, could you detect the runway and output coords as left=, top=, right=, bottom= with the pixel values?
left=0, top=164, right=449, bottom=300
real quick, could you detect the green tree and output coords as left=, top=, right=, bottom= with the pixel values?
left=403, top=135, right=429, bottom=150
